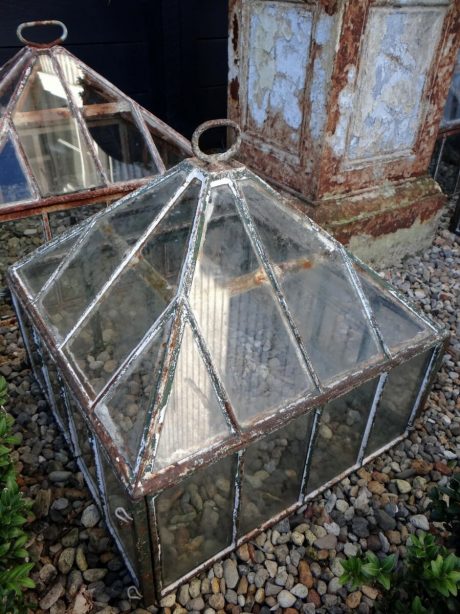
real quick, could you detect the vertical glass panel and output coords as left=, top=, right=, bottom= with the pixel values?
left=55, top=51, right=158, bottom=182
left=357, top=267, right=430, bottom=350
left=155, top=454, right=236, bottom=586
left=189, top=186, right=312, bottom=426
left=241, top=180, right=382, bottom=382
left=306, top=378, right=378, bottom=494
left=442, top=49, right=460, bottom=125
left=48, top=202, right=108, bottom=237
left=0, top=216, right=45, bottom=293
left=95, top=317, right=173, bottom=467
left=18, top=231, right=78, bottom=295
left=144, top=117, right=189, bottom=169
left=41, top=345, right=70, bottom=436
left=39, top=171, right=189, bottom=339
left=66, top=393, right=98, bottom=490
left=12, top=55, right=103, bottom=196
left=0, top=137, right=33, bottom=205
left=97, top=445, right=138, bottom=574
left=239, top=412, right=312, bottom=536
left=15, top=302, right=45, bottom=388
left=63, top=181, right=198, bottom=396
left=366, top=350, right=432, bottom=456
left=154, top=323, right=230, bottom=469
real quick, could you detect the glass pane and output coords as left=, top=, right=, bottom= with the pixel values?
left=48, top=202, right=108, bottom=237
left=306, top=378, right=378, bottom=494
left=66, top=393, right=98, bottom=489
left=55, top=51, right=158, bottom=182
left=189, top=186, right=312, bottom=426
left=241, top=180, right=382, bottom=382
left=12, top=55, right=103, bottom=196
left=145, top=117, right=189, bottom=170
left=16, top=303, right=45, bottom=388
left=366, top=350, right=432, bottom=456
left=41, top=345, right=70, bottom=436
left=0, top=216, right=44, bottom=292
left=154, top=323, right=231, bottom=469
left=62, top=180, right=198, bottom=396
left=155, top=454, right=236, bottom=586
left=357, top=267, right=430, bottom=351
left=19, top=232, right=78, bottom=295
left=239, top=413, right=312, bottom=536
left=40, top=173, right=193, bottom=340
left=97, top=445, right=138, bottom=574
left=0, top=137, right=33, bottom=205
left=95, top=317, right=173, bottom=467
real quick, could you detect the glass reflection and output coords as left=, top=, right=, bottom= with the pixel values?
left=12, top=55, right=103, bottom=196
left=190, top=186, right=312, bottom=425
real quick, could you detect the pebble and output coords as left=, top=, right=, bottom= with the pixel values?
left=277, top=589, right=296, bottom=608
left=81, top=503, right=100, bottom=528
left=222, top=559, right=238, bottom=589
left=393, top=479, right=412, bottom=494
left=410, top=514, right=430, bottom=531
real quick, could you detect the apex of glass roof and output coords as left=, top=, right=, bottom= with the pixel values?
left=0, top=21, right=191, bottom=211
left=8, top=120, right=445, bottom=498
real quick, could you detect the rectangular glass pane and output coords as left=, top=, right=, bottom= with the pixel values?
left=239, top=413, right=312, bottom=536
left=365, top=350, right=433, bottom=456
left=306, top=378, right=378, bottom=494
left=15, top=302, right=45, bottom=388
left=155, top=454, right=236, bottom=587
left=97, top=444, right=138, bottom=574
left=65, top=393, right=98, bottom=491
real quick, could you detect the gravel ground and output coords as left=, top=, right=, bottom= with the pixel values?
left=0, top=200, right=458, bottom=614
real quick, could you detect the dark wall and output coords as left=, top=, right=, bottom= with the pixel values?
left=0, top=0, right=228, bottom=141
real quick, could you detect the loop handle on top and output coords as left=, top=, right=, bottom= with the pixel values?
left=191, top=119, right=242, bottom=164
left=17, top=20, right=68, bottom=48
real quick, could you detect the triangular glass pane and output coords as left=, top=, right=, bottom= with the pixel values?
left=39, top=173, right=196, bottom=339
left=241, top=179, right=382, bottom=383
left=95, top=316, right=173, bottom=468
left=62, top=182, right=199, bottom=396
left=355, top=265, right=430, bottom=351
left=154, top=323, right=231, bottom=469
left=0, top=136, right=33, bottom=204
left=55, top=51, right=158, bottom=182
left=0, top=52, right=29, bottom=113
left=12, top=55, right=104, bottom=196
left=189, top=185, right=312, bottom=426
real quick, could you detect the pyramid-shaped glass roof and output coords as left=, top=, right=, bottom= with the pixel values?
left=8, top=122, right=441, bottom=497
left=0, top=23, right=191, bottom=212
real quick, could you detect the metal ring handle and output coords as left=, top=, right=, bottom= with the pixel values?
left=191, top=119, right=242, bottom=164
left=17, top=20, right=68, bottom=48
